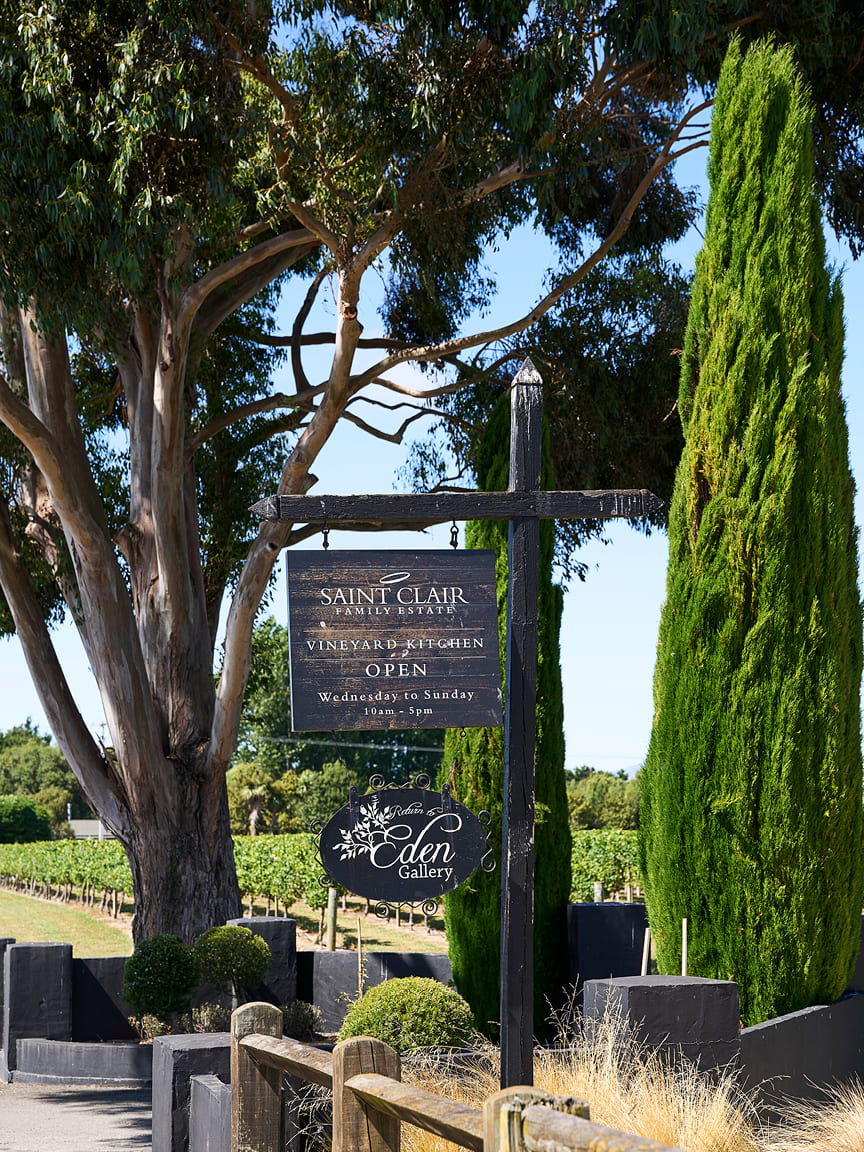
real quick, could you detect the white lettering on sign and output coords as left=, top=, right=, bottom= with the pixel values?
left=365, top=662, right=427, bottom=678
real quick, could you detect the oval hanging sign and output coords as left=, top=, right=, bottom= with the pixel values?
left=319, top=786, right=488, bottom=904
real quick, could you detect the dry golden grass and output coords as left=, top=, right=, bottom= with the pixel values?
left=400, top=1006, right=764, bottom=1152
left=768, top=1082, right=864, bottom=1152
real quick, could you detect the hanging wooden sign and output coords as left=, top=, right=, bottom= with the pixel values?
left=285, top=550, right=503, bottom=731
left=319, top=784, right=489, bottom=904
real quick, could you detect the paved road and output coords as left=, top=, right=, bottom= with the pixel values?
left=0, top=1083, right=150, bottom=1151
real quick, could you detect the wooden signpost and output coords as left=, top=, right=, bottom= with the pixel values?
left=252, top=358, right=662, bottom=1088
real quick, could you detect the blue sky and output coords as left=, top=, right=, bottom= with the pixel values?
left=0, top=147, right=861, bottom=779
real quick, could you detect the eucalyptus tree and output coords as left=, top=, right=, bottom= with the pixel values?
left=0, top=0, right=857, bottom=940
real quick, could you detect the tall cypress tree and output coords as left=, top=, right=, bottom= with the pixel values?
left=441, top=393, right=570, bottom=1036
left=640, top=40, right=864, bottom=1025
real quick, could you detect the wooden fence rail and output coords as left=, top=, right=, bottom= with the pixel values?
left=230, top=1003, right=685, bottom=1152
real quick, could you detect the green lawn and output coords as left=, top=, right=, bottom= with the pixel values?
left=0, top=889, right=447, bottom=956
left=0, top=889, right=132, bottom=956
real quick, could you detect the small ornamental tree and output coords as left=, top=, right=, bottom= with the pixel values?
left=192, top=925, right=271, bottom=1003
left=122, top=935, right=199, bottom=1024
left=440, top=394, right=570, bottom=1036
left=640, top=40, right=864, bottom=1024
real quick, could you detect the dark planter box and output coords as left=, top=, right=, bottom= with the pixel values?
left=12, top=1037, right=152, bottom=1085
left=565, top=902, right=648, bottom=994
left=296, top=950, right=453, bottom=1033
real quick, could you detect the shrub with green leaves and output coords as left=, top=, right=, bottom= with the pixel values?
left=192, top=925, right=270, bottom=1002
left=122, top=935, right=199, bottom=1023
left=0, top=795, right=52, bottom=843
left=338, top=977, right=476, bottom=1052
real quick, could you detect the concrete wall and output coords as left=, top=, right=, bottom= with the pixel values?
left=583, top=975, right=740, bottom=1072
left=740, top=992, right=864, bottom=1106
left=296, top=950, right=453, bottom=1033
left=152, top=1034, right=231, bottom=1152
left=2, top=942, right=72, bottom=1077
left=226, top=917, right=297, bottom=1006
left=13, top=1037, right=151, bottom=1085
left=72, top=956, right=137, bottom=1041
left=189, top=1074, right=231, bottom=1152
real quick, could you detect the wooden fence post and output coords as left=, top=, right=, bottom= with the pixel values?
left=484, top=1087, right=590, bottom=1152
left=231, top=1002, right=283, bottom=1152
left=333, top=1036, right=401, bottom=1152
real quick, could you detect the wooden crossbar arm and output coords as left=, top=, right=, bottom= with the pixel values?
left=522, top=1102, right=686, bottom=1152
left=240, top=1033, right=334, bottom=1088
left=250, top=489, right=664, bottom=525
left=345, top=1071, right=484, bottom=1152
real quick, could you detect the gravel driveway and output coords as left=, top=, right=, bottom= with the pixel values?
left=0, top=1083, right=150, bottom=1151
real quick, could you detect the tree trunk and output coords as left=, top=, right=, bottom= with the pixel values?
left=126, top=765, right=241, bottom=942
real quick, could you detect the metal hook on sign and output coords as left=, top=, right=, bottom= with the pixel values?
left=348, top=784, right=359, bottom=827
left=441, top=781, right=454, bottom=813
left=322, top=520, right=330, bottom=550
left=450, top=521, right=459, bottom=549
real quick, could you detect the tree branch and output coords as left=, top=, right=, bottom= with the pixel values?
left=340, top=406, right=428, bottom=444
left=292, top=269, right=329, bottom=396
left=185, top=387, right=322, bottom=457
left=350, top=104, right=711, bottom=390
left=191, top=243, right=319, bottom=351
left=239, top=329, right=411, bottom=350
left=0, top=374, right=108, bottom=555
left=0, top=495, right=129, bottom=833
left=180, top=229, right=319, bottom=324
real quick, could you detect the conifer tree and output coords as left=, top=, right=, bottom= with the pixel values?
left=441, top=394, right=570, bottom=1036
left=640, top=40, right=864, bottom=1024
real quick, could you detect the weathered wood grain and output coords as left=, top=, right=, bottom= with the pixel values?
left=484, top=1086, right=559, bottom=1152
left=333, top=1037, right=402, bottom=1152
left=284, top=549, right=502, bottom=732
left=231, top=1003, right=283, bottom=1152
left=250, top=489, right=663, bottom=525
left=240, top=1032, right=334, bottom=1088
left=345, top=1071, right=484, bottom=1151
left=522, top=1102, right=686, bottom=1152
left=500, top=367, right=542, bottom=1088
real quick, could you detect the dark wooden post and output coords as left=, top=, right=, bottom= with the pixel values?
left=500, top=360, right=543, bottom=1087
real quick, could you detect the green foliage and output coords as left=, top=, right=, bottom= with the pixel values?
left=235, top=618, right=445, bottom=787
left=232, top=833, right=333, bottom=911
left=441, top=394, right=570, bottom=1037
left=0, top=833, right=329, bottom=910
left=122, top=935, right=199, bottom=1022
left=570, top=830, right=640, bottom=902
left=567, top=768, right=640, bottom=830
left=0, top=722, right=89, bottom=822
left=0, top=796, right=52, bottom=843
left=296, top=762, right=355, bottom=827
left=281, top=1000, right=322, bottom=1040
left=337, top=977, right=476, bottom=1052
left=192, top=926, right=270, bottom=1002
left=640, top=40, right=864, bottom=1025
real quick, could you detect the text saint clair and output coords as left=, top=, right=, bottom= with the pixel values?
left=319, top=585, right=469, bottom=605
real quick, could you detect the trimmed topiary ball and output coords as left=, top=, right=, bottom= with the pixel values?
left=122, top=934, right=199, bottom=1023
left=192, top=925, right=271, bottom=1002
left=337, top=977, right=476, bottom=1052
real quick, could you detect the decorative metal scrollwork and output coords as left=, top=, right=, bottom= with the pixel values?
left=479, top=809, right=497, bottom=873
left=368, top=771, right=433, bottom=792
left=373, top=899, right=439, bottom=922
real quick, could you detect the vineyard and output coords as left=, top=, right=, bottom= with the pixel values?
left=0, top=830, right=644, bottom=918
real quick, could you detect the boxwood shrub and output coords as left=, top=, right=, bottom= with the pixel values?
left=338, top=977, right=476, bottom=1052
